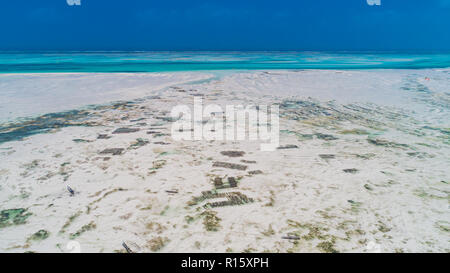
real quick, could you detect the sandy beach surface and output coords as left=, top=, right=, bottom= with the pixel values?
left=0, top=70, right=449, bottom=253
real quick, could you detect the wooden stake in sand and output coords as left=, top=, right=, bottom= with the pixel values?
left=122, top=242, right=132, bottom=253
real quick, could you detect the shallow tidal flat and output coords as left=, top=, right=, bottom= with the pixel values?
left=0, top=70, right=449, bottom=253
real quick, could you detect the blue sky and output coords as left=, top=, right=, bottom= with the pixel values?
left=0, top=0, right=449, bottom=51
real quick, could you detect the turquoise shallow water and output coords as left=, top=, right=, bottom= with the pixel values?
left=0, top=52, right=449, bottom=73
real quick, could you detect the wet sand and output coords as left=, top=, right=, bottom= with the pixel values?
left=0, top=70, right=449, bottom=253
